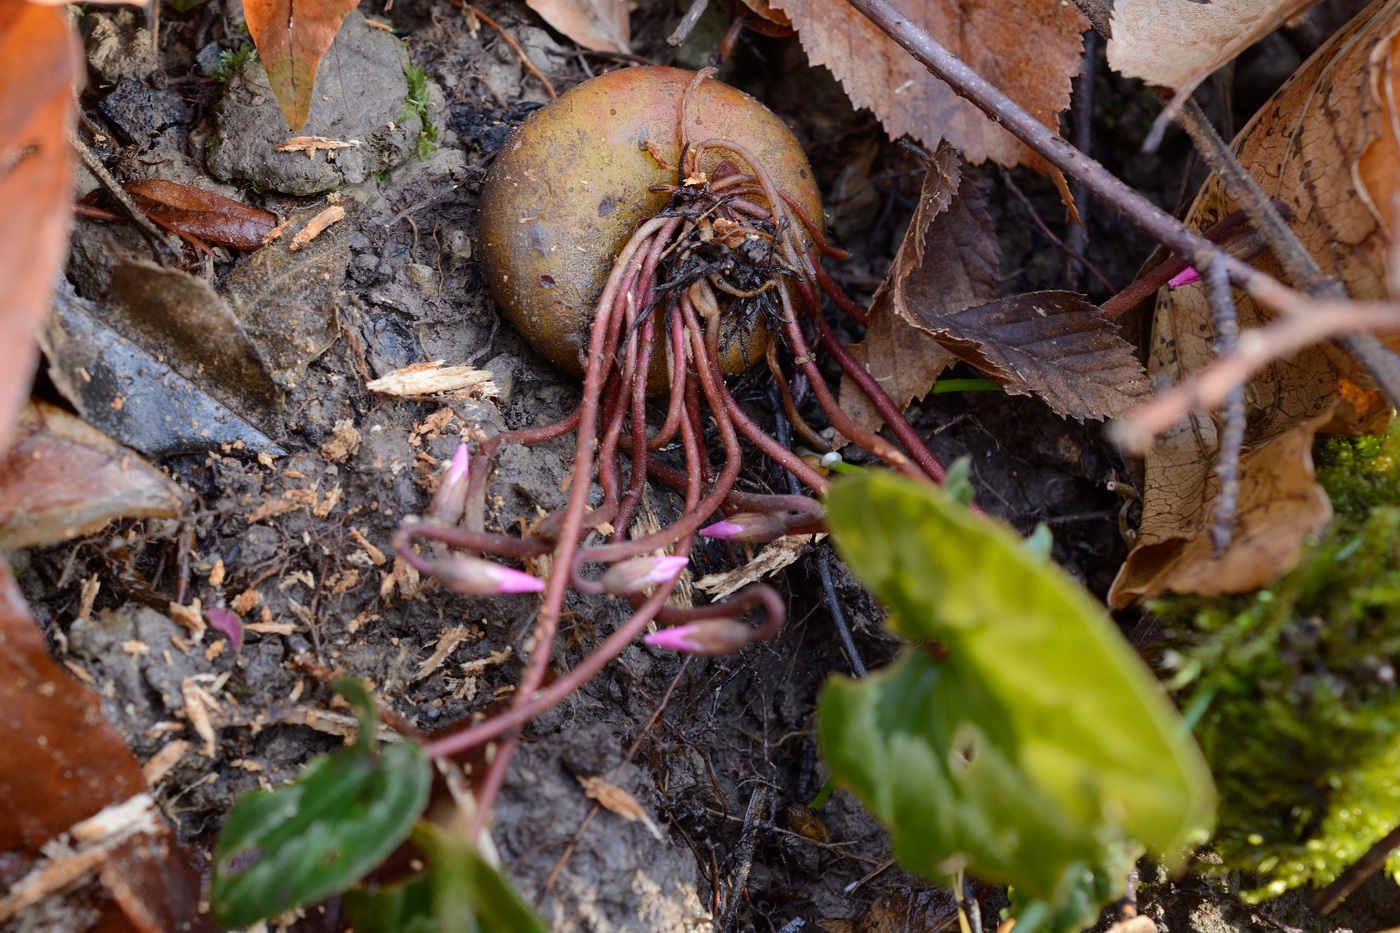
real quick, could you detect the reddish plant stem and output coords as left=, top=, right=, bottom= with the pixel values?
left=812, top=262, right=868, bottom=325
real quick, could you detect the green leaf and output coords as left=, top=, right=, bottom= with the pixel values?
left=345, top=823, right=549, bottom=933
left=165, top=0, right=208, bottom=13
left=819, top=471, right=1215, bottom=933
left=333, top=675, right=380, bottom=751
left=210, top=736, right=431, bottom=927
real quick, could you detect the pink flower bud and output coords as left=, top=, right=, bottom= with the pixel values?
left=1168, top=266, right=1201, bottom=288
left=431, top=444, right=472, bottom=526
left=599, top=555, right=688, bottom=594
left=644, top=620, right=754, bottom=655
left=699, top=512, right=793, bottom=543
left=206, top=607, right=244, bottom=653
left=434, top=554, right=544, bottom=595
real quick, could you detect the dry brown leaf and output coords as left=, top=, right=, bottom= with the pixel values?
left=123, top=179, right=277, bottom=252
left=1110, top=0, right=1400, bottom=605
left=1111, top=410, right=1334, bottom=605
left=837, top=143, right=990, bottom=435
left=924, top=292, right=1152, bottom=421
left=243, top=0, right=362, bottom=130
left=0, top=2, right=76, bottom=452
left=769, top=0, right=1086, bottom=168
left=526, top=0, right=629, bottom=53
left=729, top=0, right=791, bottom=30
left=0, top=401, right=188, bottom=549
left=1108, top=0, right=1321, bottom=113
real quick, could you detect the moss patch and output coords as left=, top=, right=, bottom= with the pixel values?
left=1154, top=421, right=1400, bottom=899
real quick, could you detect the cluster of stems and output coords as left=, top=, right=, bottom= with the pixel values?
left=384, top=73, right=963, bottom=836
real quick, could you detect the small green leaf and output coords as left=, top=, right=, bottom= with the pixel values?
left=820, top=472, right=1214, bottom=933
left=210, top=737, right=431, bottom=927
left=345, top=823, right=549, bottom=933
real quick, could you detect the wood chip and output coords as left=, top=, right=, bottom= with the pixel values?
left=289, top=205, right=346, bottom=250
left=348, top=528, right=387, bottom=565
left=693, top=534, right=823, bottom=600
left=313, top=483, right=342, bottom=517
left=180, top=677, right=219, bottom=757
left=366, top=361, right=499, bottom=399
left=120, top=640, right=149, bottom=656
left=204, top=640, right=226, bottom=662
left=208, top=558, right=226, bottom=588
left=320, top=419, right=361, bottom=462
left=141, top=739, right=189, bottom=786
left=244, top=621, right=296, bottom=636
left=230, top=589, right=260, bottom=614
left=413, top=625, right=478, bottom=682
left=275, top=136, right=363, bottom=158
left=63, top=659, right=96, bottom=686
left=167, top=599, right=205, bottom=641
left=76, top=574, right=100, bottom=625
left=577, top=775, right=665, bottom=841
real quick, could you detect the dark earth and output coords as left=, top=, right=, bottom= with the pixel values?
left=10, top=0, right=1400, bottom=930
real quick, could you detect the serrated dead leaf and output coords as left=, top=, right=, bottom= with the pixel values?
left=1111, top=0, right=1400, bottom=606
left=923, top=292, right=1152, bottom=421
left=526, top=0, right=629, bottom=53
left=769, top=0, right=1086, bottom=169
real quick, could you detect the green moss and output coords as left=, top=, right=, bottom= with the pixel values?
left=400, top=62, right=438, bottom=161
left=1154, top=419, right=1400, bottom=900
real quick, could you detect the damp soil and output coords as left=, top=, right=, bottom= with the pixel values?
left=15, top=0, right=1400, bottom=931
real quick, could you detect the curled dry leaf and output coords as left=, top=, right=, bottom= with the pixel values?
left=526, top=0, right=630, bottom=53
left=0, top=2, right=76, bottom=451
left=0, top=401, right=188, bottom=549
left=843, top=142, right=1148, bottom=425
left=769, top=0, right=1086, bottom=168
left=243, top=0, right=363, bottom=130
left=124, top=179, right=278, bottom=251
left=838, top=142, right=989, bottom=436
left=1108, top=0, right=1321, bottom=124
left=1110, top=0, right=1400, bottom=606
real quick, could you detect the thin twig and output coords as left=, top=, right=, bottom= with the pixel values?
left=816, top=549, right=867, bottom=678
left=668, top=0, right=710, bottom=47
left=1201, top=254, right=1244, bottom=555
left=452, top=0, right=557, bottom=100
left=70, top=132, right=178, bottom=263
left=999, top=167, right=1114, bottom=293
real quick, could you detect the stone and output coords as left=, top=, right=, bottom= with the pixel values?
left=99, top=79, right=190, bottom=152
left=82, top=10, right=156, bottom=84
left=206, top=12, right=422, bottom=195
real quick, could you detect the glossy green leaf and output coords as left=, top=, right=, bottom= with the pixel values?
left=820, top=471, right=1214, bottom=932
left=345, top=822, right=549, bottom=933
left=210, top=725, right=431, bottom=926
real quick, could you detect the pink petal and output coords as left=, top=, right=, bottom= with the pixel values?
left=699, top=519, right=743, bottom=540
left=206, top=608, right=244, bottom=653
left=643, top=626, right=702, bottom=653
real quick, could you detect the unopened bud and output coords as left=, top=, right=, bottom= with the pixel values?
left=599, top=555, right=688, bottom=594
left=699, top=511, right=795, bottom=543
left=434, top=553, right=543, bottom=595
left=431, top=444, right=471, bottom=525
left=644, top=620, right=753, bottom=655
left=1167, top=266, right=1201, bottom=288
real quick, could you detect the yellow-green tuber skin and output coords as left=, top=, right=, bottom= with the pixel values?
left=478, top=66, right=823, bottom=382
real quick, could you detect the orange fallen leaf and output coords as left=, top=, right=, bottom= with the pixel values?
left=526, top=0, right=629, bottom=53
left=769, top=0, right=1086, bottom=168
left=1110, top=0, right=1400, bottom=606
left=0, top=1, right=77, bottom=453
left=243, top=0, right=362, bottom=131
